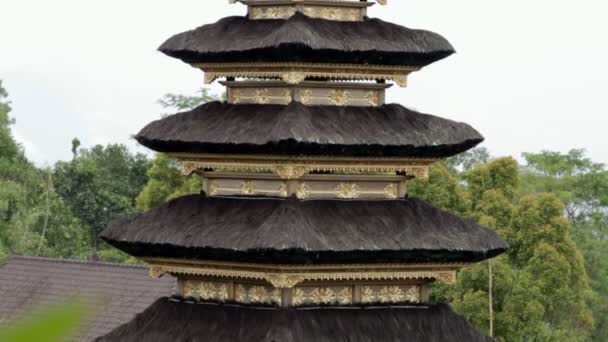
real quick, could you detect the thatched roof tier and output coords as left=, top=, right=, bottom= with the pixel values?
left=95, top=297, right=494, bottom=342
left=159, top=14, right=454, bottom=67
left=135, top=102, right=483, bottom=158
left=100, top=195, right=508, bottom=264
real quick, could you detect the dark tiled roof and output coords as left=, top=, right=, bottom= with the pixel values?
left=97, top=297, right=494, bottom=342
left=136, top=102, right=483, bottom=158
left=0, top=255, right=174, bottom=341
left=160, top=14, right=454, bottom=67
left=101, top=195, right=508, bottom=264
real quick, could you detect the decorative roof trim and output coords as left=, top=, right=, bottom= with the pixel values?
left=170, top=153, right=436, bottom=179
left=145, top=258, right=466, bottom=288
left=193, top=62, right=419, bottom=87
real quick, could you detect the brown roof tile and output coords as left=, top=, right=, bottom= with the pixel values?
left=0, top=255, right=174, bottom=341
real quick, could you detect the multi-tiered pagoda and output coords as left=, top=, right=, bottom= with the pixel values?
left=98, top=1, right=508, bottom=340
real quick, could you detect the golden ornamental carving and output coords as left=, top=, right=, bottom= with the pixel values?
left=378, top=286, right=404, bottom=303
left=249, top=286, right=270, bottom=303
left=384, top=184, right=399, bottom=199
left=309, top=287, right=336, bottom=304
left=254, top=88, right=272, bottom=104
left=278, top=183, right=289, bottom=197
left=149, top=266, right=164, bottom=279
left=337, top=287, right=353, bottom=305
left=240, top=181, right=257, bottom=195
left=335, top=183, right=360, bottom=199
left=366, top=91, right=380, bottom=106
left=181, top=162, right=200, bottom=176
left=236, top=285, right=247, bottom=302
left=251, top=6, right=296, bottom=20
left=209, top=181, right=221, bottom=195
left=436, top=272, right=457, bottom=285
left=271, top=289, right=282, bottom=305
left=195, top=62, right=418, bottom=87
left=217, top=284, right=230, bottom=301
left=296, top=183, right=312, bottom=200
left=300, top=89, right=313, bottom=104
left=361, top=287, right=376, bottom=303
left=197, top=282, right=217, bottom=300
left=406, top=286, right=420, bottom=303
left=146, top=259, right=463, bottom=287
left=184, top=281, right=197, bottom=297
left=328, top=89, right=352, bottom=106
left=282, top=71, right=307, bottom=84
left=266, top=274, right=306, bottom=288
left=272, top=165, right=310, bottom=180
left=292, top=288, right=306, bottom=306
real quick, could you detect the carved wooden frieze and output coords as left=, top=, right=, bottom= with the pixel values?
left=196, top=62, right=416, bottom=87
left=203, top=173, right=406, bottom=200
left=238, top=1, right=374, bottom=22
left=223, top=80, right=389, bottom=107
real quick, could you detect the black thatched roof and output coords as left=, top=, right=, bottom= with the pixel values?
left=159, top=14, right=454, bottom=67
left=136, top=101, right=483, bottom=158
left=96, top=297, right=493, bottom=342
left=100, top=195, right=508, bottom=264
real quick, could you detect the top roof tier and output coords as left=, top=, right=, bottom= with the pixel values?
left=160, top=2, right=454, bottom=85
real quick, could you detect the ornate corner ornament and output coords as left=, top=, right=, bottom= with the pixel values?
left=145, top=258, right=465, bottom=288
left=194, top=63, right=418, bottom=87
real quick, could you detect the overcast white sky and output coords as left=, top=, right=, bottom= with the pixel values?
left=1, top=0, right=607, bottom=166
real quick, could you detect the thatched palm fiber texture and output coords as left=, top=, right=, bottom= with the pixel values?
left=136, top=102, right=483, bottom=158
left=96, top=297, right=494, bottom=342
left=159, top=13, right=454, bottom=66
left=101, top=195, right=508, bottom=264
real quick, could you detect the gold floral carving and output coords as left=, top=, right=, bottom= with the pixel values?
left=195, top=62, right=418, bottom=87
left=254, top=89, right=272, bottom=104
left=337, top=287, right=353, bottom=305
left=405, top=286, right=420, bottom=303
left=272, top=165, right=310, bottom=179
left=292, top=288, right=306, bottom=306
left=184, top=281, right=197, bottom=297
left=328, top=89, right=352, bottom=106
left=384, top=184, right=399, bottom=199
left=271, top=289, right=282, bottom=305
left=240, top=181, right=257, bottom=195
left=300, top=6, right=360, bottom=21
left=236, top=285, right=247, bottom=302
left=266, top=274, right=306, bottom=289
left=197, top=282, right=217, bottom=300
left=296, top=183, right=312, bottom=200
left=361, top=287, right=376, bottom=303
left=251, top=6, right=296, bottom=20
left=335, top=183, right=361, bottom=199
left=282, top=71, right=307, bottom=84
left=366, top=91, right=380, bottom=106
left=146, top=259, right=463, bottom=287
left=149, top=266, right=164, bottom=279
left=378, top=286, right=404, bottom=303
left=309, top=288, right=336, bottom=304
left=175, top=156, right=432, bottom=180
left=249, top=286, right=270, bottom=303
left=300, top=89, right=313, bottom=104
left=209, top=181, right=221, bottom=195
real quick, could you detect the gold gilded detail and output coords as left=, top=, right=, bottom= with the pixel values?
left=309, top=288, right=336, bottom=304
left=301, top=89, right=313, bottom=104
left=146, top=259, right=463, bottom=287
left=337, top=287, right=353, bottom=305
left=195, top=62, right=417, bottom=87
left=177, top=155, right=432, bottom=180
left=292, top=289, right=306, bottom=306
left=328, top=89, right=352, bottom=106
left=240, top=181, right=257, bottom=195
left=406, top=286, right=420, bottom=303
left=197, top=282, right=217, bottom=300
left=249, top=286, right=270, bottom=303
left=272, top=165, right=310, bottom=180
left=378, top=286, right=404, bottom=303
left=149, top=266, right=164, bottom=279
left=384, top=184, right=399, bottom=199
left=296, top=183, right=312, bottom=200
left=335, top=183, right=361, bottom=199
left=361, top=287, right=375, bottom=303
left=366, top=91, right=380, bottom=106
left=184, top=280, right=197, bottom=297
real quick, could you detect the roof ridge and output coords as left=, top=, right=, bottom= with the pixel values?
left=6, top=254, right=148, bottom=270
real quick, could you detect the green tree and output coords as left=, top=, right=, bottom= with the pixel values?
left=53, top=144, right=150, bottom=260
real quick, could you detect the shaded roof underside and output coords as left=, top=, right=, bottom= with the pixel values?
left=159, top=14, right=454, bottom=66
left=96, top=297, right=493, bottom=342
left=101, top=195, right=508, bottom=264
left=136, top=102, right=483, bottom=158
